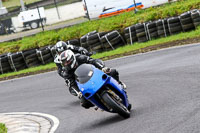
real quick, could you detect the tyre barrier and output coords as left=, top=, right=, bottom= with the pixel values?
left=0, top=9, right=200, bottom=75
left=146, top=21, right=159, bottom=40
left=80, top=31, right=98, bottom=49
left=0, top=54, right=13, bottom=74
left=87, top=31, right=108, bottom=52
left=36, top=46, right=54, bottom=65
left=8, top=52, right=28, bottom=72
left=100, top=30, right=126, bottom=51
left=167, top=16, right=183, bottom=35
left=156, top=19, right=170, bottom=38
left=66, top=39, right=80, bottom=46
left=191, top=9, right=200, bottom=28
left=124, top=25, right=138, bottom=45
left=22, top=49, right=42, bottom=68
left=179, top=11, right=195, bottom=32
left=135, top=23, right=149, bottom=42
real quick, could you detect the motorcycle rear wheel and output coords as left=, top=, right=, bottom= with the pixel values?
left=102, top=92, right=130, bottom=118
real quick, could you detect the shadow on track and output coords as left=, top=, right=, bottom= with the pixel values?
left=73, top=110, right=134, bottom=133
left=68, top=100, right=80, bottom=107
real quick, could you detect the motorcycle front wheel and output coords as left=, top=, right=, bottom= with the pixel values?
left=102, top=92, right=130, bottom=118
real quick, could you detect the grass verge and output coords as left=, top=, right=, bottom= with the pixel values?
left=0, top=0, right=200, bottom=54
left=0, top=27, right=200, bottom=81
left=0, top=123, right=7, bottom=133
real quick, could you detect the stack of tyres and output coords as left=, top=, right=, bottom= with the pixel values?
left=0, top=54, right=12, bottom=74
left=49, top=45, right=57, bottom=58
left=87, top=32, right=108, bottom=52
left=66, top=39, right=80, bottom=46
left=146, top=21, right=158, bottom=40
left=100, top=30, right=126, bottom=51
left=135, top=23, right=149, bottom=42
left=156, top=19, right=170, bottom=38
left=179, top=11, right=195, bottom=32
left=8, top=52, right=27, bottom=71
left=124, top=25, right=137, bottom=45
left=191, top=9, right=200, bottom=28
left=23, top=49, right=42, bottom=67
left=80, top=31, right=97, bottom=50
left=36, top=46, right=54, bottom=65
left=167, top=17, right=183, bottom=35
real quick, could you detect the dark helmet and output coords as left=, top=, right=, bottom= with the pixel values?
left=60, top=50, right=77, bottom=70
left=55, top=41, right=67, bottom=54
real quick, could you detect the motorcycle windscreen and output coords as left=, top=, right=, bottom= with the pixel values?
left=75, top=64, right=107, bottom=99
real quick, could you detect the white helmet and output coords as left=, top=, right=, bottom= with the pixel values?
left=55, top=41, right=67, bottom=54
left=60, top=50, right=76, bottom=70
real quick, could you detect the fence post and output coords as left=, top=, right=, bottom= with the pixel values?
left=36, top=5, right=44, bottom=31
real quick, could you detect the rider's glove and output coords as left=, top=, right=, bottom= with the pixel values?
left=102, top=67, right=111, bottom=74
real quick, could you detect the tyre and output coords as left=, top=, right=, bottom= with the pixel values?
left=157, top=26, right=165, bottom=30
left=180, top=17, right=193, bottom=25
left=138, top=36, right=148, bottom=43
left=156, top=19, right=163, bottom=26
left=109, top=35, right=123, bottom=46
left=168, top=17, right=180, bottom=23
left=25, top=53, right=38, bottom=60
left=149, top=31, right=158, bottom=39
left=80, top=35, right=87, bottom=43
left=136, top=31, right=146, bottom=38
left=180, top=12, right=191, bottom=19
left=146, top=22, right=156, bottom=29
left=169, top=22, right=181, bottom=28
left=193, top=18, right=200, bottom=23
left=124, top=25, right=136, bottom=33
left=23, top=49, right=36, bottom=57
left=170, top=26, right=182, bottom=33
left=148, top=28, right=157, bottom=33
left=126, top=37, right=138, bottom=44
left=88, top=34, right=99, bottom=40
left=182, top=23, right=195, bottom=31
left=135, top=23, right=145, bottom=29
left=0, top=56, right=9, bottom=63
left=125, top=31, right=136, bottom=36
left=191, top=12, right=200, bottom=19
left=136, top=28, right=145, bottom=33
left=194, top=22, right=200, bottom=27
left=106, top=31, right=120, bottom=40
left=99, top=31, right=109, bottom=37
left=67, top=39, right=80, bottom=46
left=30, top=21, right=39, bottom=29
left=26, top=57, right=39, bottom=64
left=125, top=33, right=137, bottom=39
left=102, top=92, right=130, bottom=118
left=87, top=38, right=100, bottom=45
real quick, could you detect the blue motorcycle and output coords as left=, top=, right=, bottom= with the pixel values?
left=75, top=64, right=131, bottom=118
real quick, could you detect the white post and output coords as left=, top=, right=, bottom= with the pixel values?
left=20, top=0, right=26, bottom=11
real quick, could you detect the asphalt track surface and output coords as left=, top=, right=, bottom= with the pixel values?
left=0, top=43, right=200, bottom=133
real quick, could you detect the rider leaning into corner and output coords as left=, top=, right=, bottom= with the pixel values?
left=53, top=41, right=90, bottom=78
left=56, top=49, right=131, bottom=109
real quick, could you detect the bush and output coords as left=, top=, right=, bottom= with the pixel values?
left=0, top=123, right=7, bottom=133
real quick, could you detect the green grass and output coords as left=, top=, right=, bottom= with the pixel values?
left=0, top=123, right=7, bottom=133
left=1, top=27, right=200, bottom=79
left=0, top=63, right=56, bottom=79
left=0, top=0, right=200, bottom=54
